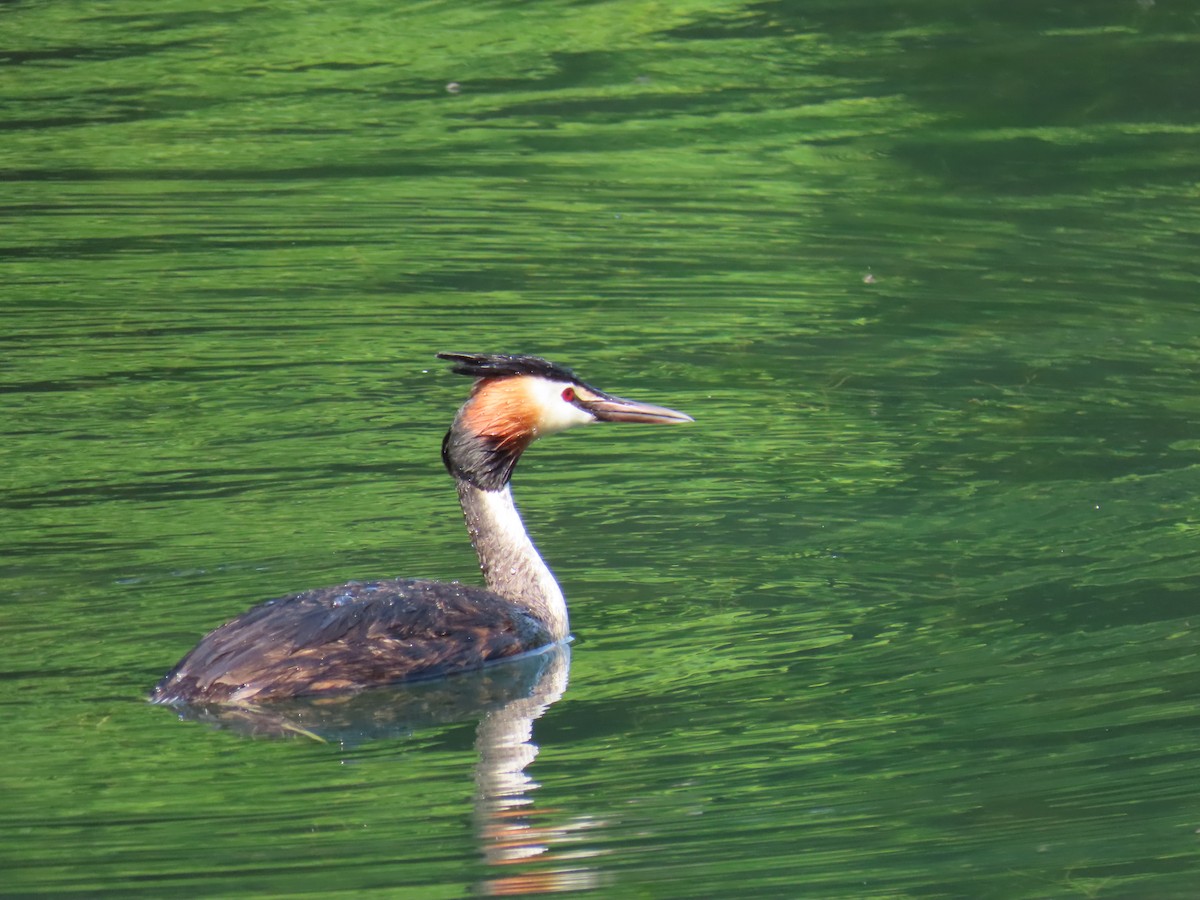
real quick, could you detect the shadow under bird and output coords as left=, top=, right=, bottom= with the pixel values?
left=151, top=352, right=692, bottom=706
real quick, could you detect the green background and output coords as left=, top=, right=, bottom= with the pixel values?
left=3, top=0, right=1199, bottom=896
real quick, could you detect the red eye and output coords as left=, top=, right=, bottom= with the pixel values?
left=561, top=387, right=576, bottom=402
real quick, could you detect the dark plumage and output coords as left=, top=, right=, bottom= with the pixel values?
left=437, top=352, right=584, bottom=385
left=152, top=580, right=551, bottom=704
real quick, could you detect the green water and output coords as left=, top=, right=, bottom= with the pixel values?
left=4, top=0, right=1200, bottom=896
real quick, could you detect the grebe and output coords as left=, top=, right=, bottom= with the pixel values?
left=151, top=352, right=691, bottom=705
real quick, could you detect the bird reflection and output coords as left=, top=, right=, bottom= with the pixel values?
left=164, top=642, right=599, bottom=893
left=471, top=645, right=604, bottom=896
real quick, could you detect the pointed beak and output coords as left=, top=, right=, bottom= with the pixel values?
left=579, top=391, right=694, bottom=425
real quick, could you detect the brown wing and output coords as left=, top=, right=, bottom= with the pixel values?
left=151, top=579, right=553, bottom=704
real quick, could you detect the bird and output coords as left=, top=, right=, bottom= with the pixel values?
left=151, top=352, right=692, bottom=705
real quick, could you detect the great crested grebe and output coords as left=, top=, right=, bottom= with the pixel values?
left=151, top=352, right=692, bottom=705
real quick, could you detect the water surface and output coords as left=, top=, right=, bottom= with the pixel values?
left=4, top=0, right=1200, bottom=897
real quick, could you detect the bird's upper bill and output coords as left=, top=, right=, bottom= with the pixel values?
left=572, top=389, right=694, bottom=425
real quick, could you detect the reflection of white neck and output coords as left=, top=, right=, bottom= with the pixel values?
left=457, top=481, right=569, bottom=641
left=475, top=645, right=571, bottom=815
left=474, top=645, right=587, bottom=890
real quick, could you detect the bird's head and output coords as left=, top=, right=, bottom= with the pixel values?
left=438, top=352, right=692, bottom=490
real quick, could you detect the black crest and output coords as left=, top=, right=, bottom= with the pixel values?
left=437, top=352, right=582, bottom=385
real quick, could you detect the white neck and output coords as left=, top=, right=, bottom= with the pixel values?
left=456, top=481, right=569, bottom=640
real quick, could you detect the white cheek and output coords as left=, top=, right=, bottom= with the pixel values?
left=528, top=379, right=596, bottom=434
